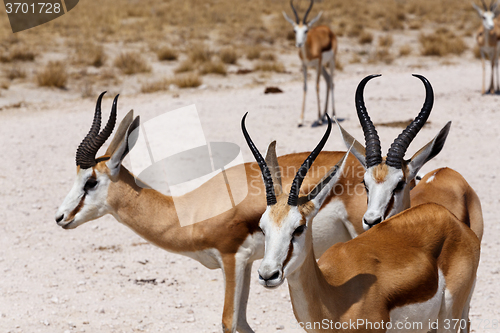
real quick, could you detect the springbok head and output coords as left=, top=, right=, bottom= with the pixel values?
left=55, top=92, right=140, bottom=229
left=242, top=113, right=349, bottom=288
left=283, top=0, right=322, bottom=48
left=473, top=0, right=500, bottom=31
left=338, top=74, right=451, bottom=231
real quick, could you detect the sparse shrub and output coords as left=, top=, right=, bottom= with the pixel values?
left=246, top=48, right=261, bottom=60
left=399, top=44, right=412, bottom=56
left=114, top=52, right=151, bottom=74
left=172, top=73, right=202, bottom=88
left=358, top=31, right=374, bottom=44
left=175, top=60, right=195, bottom=73
left=473, top=45, right=481, bottom=59
left=350, top=53, right=362, bottom=64
left=419, top=30, right=467, bottom=56
left=260, top=52, right=276, bottom=61
left=219, top=48, right=238, bottom=64
left=408, top=21, right=422, bottom=30
left=347, top=24, right=364, bottom=37
left=189, top=45, right=212, bottom=62
left=254, top=61, right=285, bottom=73
left=200, top=60, right=227, bottom=75
left=36, top=61, right=68, bottom=88
left=369, top=48, right=394, bottom=64
left=141, top=78, right=170, bottom=93
left=157, top=46, right=178, bottom=61
left=5, top=66, right=26, bottom=80
left=0, top=80, right=10, bottom=89
left=378, top=35, right=393, bottom=47
left=10, top=45, right=36, bottom=61
left=75, top=42, right=106, bottom=67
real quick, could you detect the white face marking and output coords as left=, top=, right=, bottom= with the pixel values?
left=363, top=166, right=407, bottom=230
left=55, top=167, right=111, bottom=229
left=294, top=24, right=308, bottom=48
left=258, top=206, right=308, bottom=288
left=482, top=11, right=496, bottom=30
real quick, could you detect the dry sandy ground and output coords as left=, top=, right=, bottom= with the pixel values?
left=1, top=54, right=499, bottom=333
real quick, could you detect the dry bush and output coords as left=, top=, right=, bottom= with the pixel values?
left=171, top=73, right=202, bottom=88
left=419, top=29, right=467, bottom=56
left=200, top=60, right=227, bottom=75
left=408, top=21, right=422, bottom=30
left=5, top=66, right=26, bottom=80
left=358, top=31, right=373, bottom=44
left=10, top=45, right=36, bottom=61
left=369, top=48, right=394, bottom=64
left=260, top=52, right=276, bottom=61
left=114, top=52, right=151, bottom=74
left=189, top=45, right=212, bottom=62
left=175, top=60, right=195, bottom=73
left=74, top=42, right=106, bottom=67
left=347, top=24, right=364, bottom=37
left=219, top=48, right=238, bottom=64
left=254, top=61, right=285, bottom=73
left=0, top=80, right=10, bottom=89
left=399, top=44, right=412, bottom=56
left=473, top=45, right=481, bottom=59
left=36, top=61, right=68, bottom=88
left=157, top=47, right=178, bottom=61
left=246, top=47, right=262, bottom=60
left=141, top=78, right=170, bottom=93
left=378, top=35, right=393, bottom=47
left=350, top=53, right=362, bottom=64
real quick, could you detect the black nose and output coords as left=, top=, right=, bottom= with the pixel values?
left=364, top=217, right=382, bottom=228
left=55, top=214, right=64, bottom=223
left=259, top=270, right=280, bottom=282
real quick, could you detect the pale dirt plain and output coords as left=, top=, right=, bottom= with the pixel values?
left=1, top=8, right=500, bottom=333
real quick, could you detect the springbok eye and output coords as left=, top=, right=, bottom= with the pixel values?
left=293, top=225, right=306, bottom=238
left=394, top=180, right=405, bottom=192
left=84, top=178, right=98, bottom=192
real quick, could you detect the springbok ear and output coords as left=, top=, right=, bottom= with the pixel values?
left=106, top=110, right=134, bottom=156
left=301, top=148, right=350, bottom=210
left=472, top=2, right=484, bottom=15
left=283, top=11, right=296, bottom=26
left=106, top=116, right=140, bottom=178
left=265, top=141, right=283, bottom=196
left=307, top=11, right=322, bottom=27
left=408, top=121, right=451, bottom=180
left=335, top=119, right=367, bottom=169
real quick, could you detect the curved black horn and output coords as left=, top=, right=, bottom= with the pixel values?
left=481, top=0, right=488, bottom=10
left=290, top=0, right=300, bottom=24
left=288, top=115, right=332, bottom=206
left=303, top=0, right=314, bottom=24
left=386, top=74, right=434, bottom=169
left=76, top=92, right=118, bottom=169
left=355, top=74, right=382, bottom=168
left=241, top=113, right=277, bottom=206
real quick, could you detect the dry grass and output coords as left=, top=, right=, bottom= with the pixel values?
left=5, top=66, right=26, bottom=80
left=419, top=29, right=467, bottom=56
left=261, top=52, right=276, bottom=61
left=74, top=42, right=106, bottom=67
left=36, top=61, right=68, bottom=88
left=189, top=45, right=212, bottom=63
left=369, top=48, right=394, bottom=64
left=157, top=47, right=178, bottom=61
left=254, top=61, right=286, bottom=73
left=246, top=47, right=262, bottom=60
left=200, top=60, right=227, bottom=75
left=358, top=31, right=374, bottom=44
left=114, top=52, right=151, bottom=74
left=378, top=35, right=393, bottom=47
left=219, top=48, right=238, bottom=64
left=399, top=44, right=412, bottom=56
left=141, top=78, right=170, bottom=93
left=10, top=45, right=36, bottom=62
left=175, top=60, right=196, bottom=73
left=171, top=73, right=202, bottom=88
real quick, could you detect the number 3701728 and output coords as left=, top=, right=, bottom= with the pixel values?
left=5, top=3, right=61, bottom=14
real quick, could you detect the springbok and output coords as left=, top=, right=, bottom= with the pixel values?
left=55, top=92, right=368, bottom=333
left=244, top=116, right=480, bottom=333
left=337, top=74, right=483, bottom=240
left=283, top=0, right=337, bottom=127
left=473, top=0, right=500, bottom=94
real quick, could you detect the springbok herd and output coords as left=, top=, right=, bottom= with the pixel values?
left=53, top=1, right=493, bottom=333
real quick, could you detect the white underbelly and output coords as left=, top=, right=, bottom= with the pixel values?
left=388, top=269, right=446, bottom=333
left=305, top=49, right=334, bottom=68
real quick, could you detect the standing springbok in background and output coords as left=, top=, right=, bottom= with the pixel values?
left=473, top=0, right=500, bottom=94
left=283, top=0, right=337, bottom=127
left=244, top=115, right=480, bottom=333
left=55, top=93, right=369, bottom=333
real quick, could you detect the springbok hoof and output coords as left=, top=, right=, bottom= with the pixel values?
left=297, top=123, right=304, bottom=128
